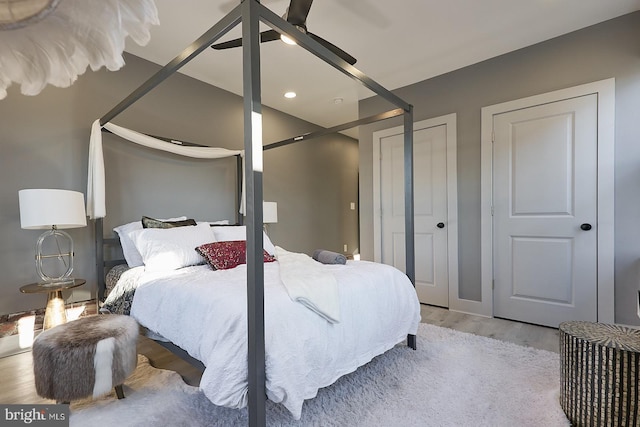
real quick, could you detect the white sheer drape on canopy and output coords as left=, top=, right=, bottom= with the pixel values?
left=87, top=119, right=244, bottom=219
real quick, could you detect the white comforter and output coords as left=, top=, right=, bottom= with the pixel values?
left=129, top=259, right=421, bottom=419
left=275, top=246, right=341, bottom=324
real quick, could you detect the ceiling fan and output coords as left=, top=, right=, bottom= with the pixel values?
left=211, top=0, right=357, bottom=65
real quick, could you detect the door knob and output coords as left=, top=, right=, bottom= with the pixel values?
left=580, top=223, right=592, bottom=231
left=437, top=222, right=445, bottom=229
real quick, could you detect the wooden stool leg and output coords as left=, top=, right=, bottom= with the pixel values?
left=115, top=385, right=125, bottom=399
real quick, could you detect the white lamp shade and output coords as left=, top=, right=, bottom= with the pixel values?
left=263, top=202, right=278, bottom=224
left=19, top=189, right=87, bottom=229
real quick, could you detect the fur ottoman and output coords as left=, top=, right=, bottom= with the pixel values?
left=32, top=314, right=139, bottom=403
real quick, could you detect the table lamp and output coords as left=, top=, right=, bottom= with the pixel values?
left=263, top=201, right=278, bottom=235
left=19, top=189, right=87, bottom=286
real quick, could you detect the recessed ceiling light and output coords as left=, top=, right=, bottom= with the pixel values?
left=284, top=91, right=297, bottom=99
left=280, top=34, right=297, bottom=45
left=334, top=97, right=344, bottom=104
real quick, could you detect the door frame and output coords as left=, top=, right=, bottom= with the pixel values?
left=372, top=113, right=460, bottom=309
left=480, top=79, right=615, bottom=321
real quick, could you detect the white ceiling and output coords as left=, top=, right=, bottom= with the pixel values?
left=125, top=0, right=640, bottom=138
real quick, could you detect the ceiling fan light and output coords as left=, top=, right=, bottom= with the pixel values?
left=0, top=0, right=60, bottom=30
left=280, top=34, right=297, bottom=45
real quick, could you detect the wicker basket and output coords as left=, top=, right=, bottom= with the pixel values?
left=559, top=321, right=640, bottom=426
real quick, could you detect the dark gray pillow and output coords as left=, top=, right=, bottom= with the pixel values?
left=141, top=216, right=197, bottom=229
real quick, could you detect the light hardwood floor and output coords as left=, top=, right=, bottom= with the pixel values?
left=0, top=304, right=559, bottom=404
left=420, top=304, right=559, bottom=353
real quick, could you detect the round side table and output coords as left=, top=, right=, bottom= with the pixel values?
left=20, top=279, right=86, bottom=330
left=559, top=321, right=640, bottom=427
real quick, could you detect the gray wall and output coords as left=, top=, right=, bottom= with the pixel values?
left=359, top=11, right=640, bottom=325
left=264, top=136, right=359, bottom=256
left=1, top=53, right=358, bottom=316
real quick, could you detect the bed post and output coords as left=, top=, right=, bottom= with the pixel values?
left=95, top=218, right=105, bottom=302
left=404, top=107, right=417, bottom=351
left=242, top=1, right=266, bottom=426
left=404, top=108, right=415, bottom=286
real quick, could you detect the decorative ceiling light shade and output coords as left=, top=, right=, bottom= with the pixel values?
left=0, top=0, right=159, bottom=99
left=0, top=0, right=61, bottom=30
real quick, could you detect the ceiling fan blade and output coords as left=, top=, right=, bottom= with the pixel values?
left=308, top=33, right=357, bottom=65
left=211, top=30, right=281, bottom=50
left=260, top=29, right=282, bottom=43
left=211, top=38, right=243, bottom=50
left=211, top=1, right=356, bottom=66
left=286, top=0, right=313, bottom=26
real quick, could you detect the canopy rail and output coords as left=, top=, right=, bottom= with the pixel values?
left=265, top=108, right=404, bottom=150
left=99, top=4, right=242, bottom=126
left=97, top=0, right=411, bottom=127
left=258, top=5, right=411, bottom=113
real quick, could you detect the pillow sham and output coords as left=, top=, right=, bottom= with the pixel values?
left=196, top=240, right=276, bottom=270
left=142, top=216, right=197, bottom=229
left=114, top=216, right=187, bottom=267
left=129, top=222, right=216, bottom=272
left=211, top=225, right=276, bottom=255
left=196, top=219, right=230, bottom=226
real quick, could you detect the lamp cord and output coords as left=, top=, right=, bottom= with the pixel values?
left=52, top=226, right=69, bottom=269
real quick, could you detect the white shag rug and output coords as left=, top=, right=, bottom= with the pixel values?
left=70, top=323, right=570, bottom=426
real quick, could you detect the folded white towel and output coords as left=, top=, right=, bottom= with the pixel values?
left=276, top=246, right=340, bottom=323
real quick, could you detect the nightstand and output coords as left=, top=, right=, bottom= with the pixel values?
left=19, top=279, right=86, bottom=330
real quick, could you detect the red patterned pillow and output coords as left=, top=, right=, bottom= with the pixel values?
left=196, top=240, right=276, bottom=270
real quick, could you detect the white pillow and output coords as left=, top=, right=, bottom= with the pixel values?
left=114, top=216, right=187, bottom=267
left=211, top=225, right=276, bottom=255
left=196, top=219, right=230, bottom=226
left=128, top=222, right=216, bottom=272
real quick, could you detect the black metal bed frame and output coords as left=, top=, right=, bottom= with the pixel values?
left=94, top=1, right=415, bottom=425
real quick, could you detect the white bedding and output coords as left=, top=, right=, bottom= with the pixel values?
left=275, top=246, right=341, bottom=324
left=129, top=259, right=421, bottom=419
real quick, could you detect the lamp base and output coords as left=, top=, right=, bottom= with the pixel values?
left=43, top=290, right=67, bottom=330
left=36, top=227, right=75, bottom=285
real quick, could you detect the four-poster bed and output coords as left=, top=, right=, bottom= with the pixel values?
left=89, top=1, right=416, bottom=425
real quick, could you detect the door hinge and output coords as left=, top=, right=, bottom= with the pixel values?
left=491, top=131, right=495, bottom=143
left=492, top=280, right=495, bottom=290
left=491, top=205, right=494, bottom=216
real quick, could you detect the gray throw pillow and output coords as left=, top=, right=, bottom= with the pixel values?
left=141, top=216, right=197, bottom=229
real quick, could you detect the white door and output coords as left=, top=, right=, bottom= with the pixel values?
left=379, top=123, right=449, bottom=307
left=492, top=94, right=598, bottom=327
